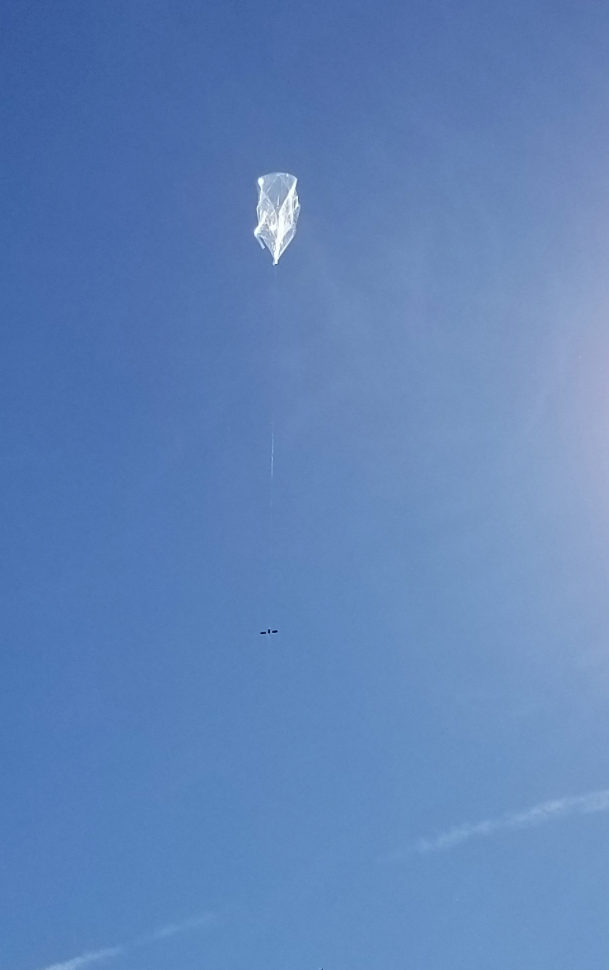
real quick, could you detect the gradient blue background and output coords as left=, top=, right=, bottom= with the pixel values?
left=2, top=2, right=609, bottom=968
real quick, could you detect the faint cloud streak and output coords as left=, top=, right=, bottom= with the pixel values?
left=33, top=913, right=215, bottom=970
left=140, top=913, right=216, bottom=943
left=411, top=788, right=609, bottom=854
left=38, top=948, right=123, bottom=970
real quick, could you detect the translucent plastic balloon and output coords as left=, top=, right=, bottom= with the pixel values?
left=254, top=173, right=300, bottom=264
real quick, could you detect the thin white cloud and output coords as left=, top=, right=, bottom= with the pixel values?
left=140, top=913, right=216, bottom=943
left=38, top=948, right=123, bottom=970
left=33, top=913, right=215, bottom=970
left=412, top=788, right=609, bottom=854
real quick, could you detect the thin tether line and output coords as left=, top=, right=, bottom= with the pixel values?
left=266, top=266, right=278, bottom=627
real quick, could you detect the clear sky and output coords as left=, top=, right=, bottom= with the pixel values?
left=2, top=1, right=609, bottom=968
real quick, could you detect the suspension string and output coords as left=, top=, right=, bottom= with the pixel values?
left=267, top=267, right=278, bottom=626
left=270, top=422, right=275, bottom=480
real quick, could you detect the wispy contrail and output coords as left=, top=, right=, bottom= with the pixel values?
left=412, top=788, right=609, bottom=854
left=34, top=914, right=215, bottom=970
left=38, top=948, right=123, bottom=970
left=139, top=913, right=216, bottom=943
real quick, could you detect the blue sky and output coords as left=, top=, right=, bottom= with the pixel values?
left=2, top=1, right=609, bottom=968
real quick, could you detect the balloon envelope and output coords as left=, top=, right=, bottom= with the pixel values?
left=254, top=173, right=300, bottom=264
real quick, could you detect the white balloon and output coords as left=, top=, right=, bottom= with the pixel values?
left=254, top=173, right=300, bottom=264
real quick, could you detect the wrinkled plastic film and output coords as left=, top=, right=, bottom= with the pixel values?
left=254, top=173, right=300, bottom=264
